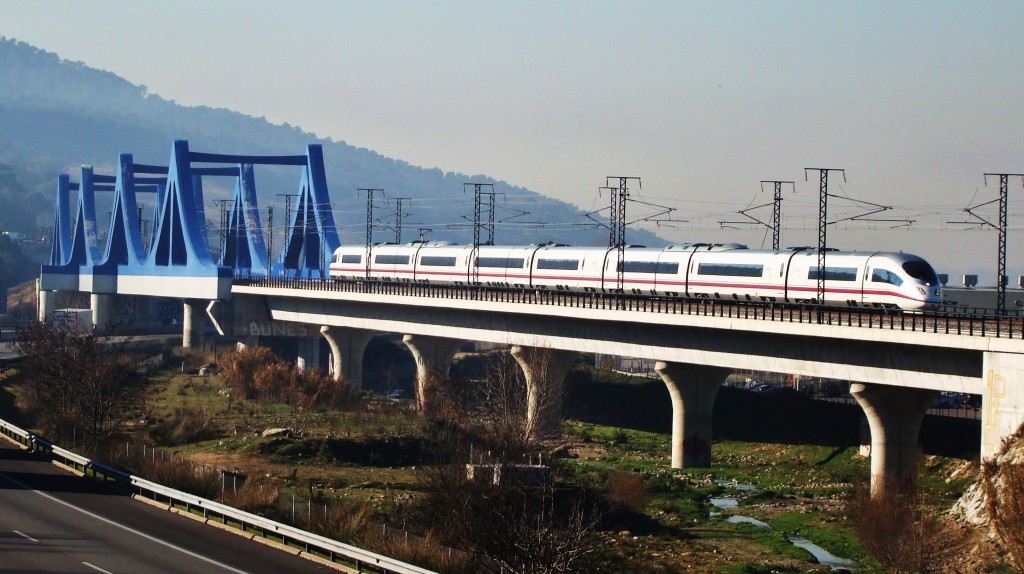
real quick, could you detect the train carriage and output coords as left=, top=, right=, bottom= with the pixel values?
left=329, top=241, right=942, bottom=311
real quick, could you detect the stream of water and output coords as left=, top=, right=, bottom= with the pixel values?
left=709, top=483, right=856, bottom=571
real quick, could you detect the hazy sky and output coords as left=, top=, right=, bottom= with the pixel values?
left=2, top=1, right=1023, bottom=283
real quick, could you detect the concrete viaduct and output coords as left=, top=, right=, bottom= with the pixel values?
left=32, top=139, right=1024, bottom=498
left=193, top=277, right=1020, bottom=497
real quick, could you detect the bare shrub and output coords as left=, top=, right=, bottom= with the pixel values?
left=14, top=321, right=147, bottom=440
left=138, top=455, right=221, bottom=500
left=220, top=346, right=350, bottom=409
left=983, top=428, right=1024, bottom=571
left=253, top=360, right=292, bottom=402
left=474, top=352, right=531, bottom=461
left=360, top=527, right=477, bottom=574
left=148, top=404, right=224, bottom=445
left=416, top=426, right=601, bottom=573
left=606, top=470, right=649, bottom=513
left=850, top=485, right=967, bottom=573
left=220, top=479, right=283, bottom=519
left=308, top=501, right=372, bottom=542
left=290, top=367, right=350, bottom=410
left=220, top=346, right=279, bottom=399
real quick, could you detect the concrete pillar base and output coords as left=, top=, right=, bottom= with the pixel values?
left=295, top=337, right=321, bottom=372
left=655, top=361, right=730, bottom=468
left=851, top=382, right=937, bottom=497
left=320, top=326, right=375, bottom=394
left=403, top=334, right=462, bottom=417
left=235, top=336, right=259, bottom=351
left=37, top=285, right=55, bottom=322
left=91, top=293, right=112, bottom=331
left=510, top=345, right=576, bottom=439
left=182, top=299, right=205, bottom=349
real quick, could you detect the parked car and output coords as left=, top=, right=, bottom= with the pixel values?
left=933, top=392, right=963, bottom=408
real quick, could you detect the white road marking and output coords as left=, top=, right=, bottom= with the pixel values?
left=0, top=471, right=251, bottom=574
left=13, top=529, right=38, bottom=542
left=82, top=562, right=114, bottom=574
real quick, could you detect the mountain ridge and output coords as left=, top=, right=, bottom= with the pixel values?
left=0, top=37, right=666, bottom=250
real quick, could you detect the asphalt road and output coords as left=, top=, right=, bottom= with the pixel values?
left=0, top=442, right=332, bottom=574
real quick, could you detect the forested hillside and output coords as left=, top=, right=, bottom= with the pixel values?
left=0, top=37, right=664, bottom=253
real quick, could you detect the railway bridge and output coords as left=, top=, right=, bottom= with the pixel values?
left=33, top=140, right=1024, bottom=497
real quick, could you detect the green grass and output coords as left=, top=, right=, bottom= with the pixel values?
left=9, top=362, right=981, bottom=573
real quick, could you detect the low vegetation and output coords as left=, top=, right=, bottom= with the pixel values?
left=2, top=338, right=1013, bottom=573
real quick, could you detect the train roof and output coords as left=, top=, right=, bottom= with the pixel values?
left=339, top=242, right=932, bottom=262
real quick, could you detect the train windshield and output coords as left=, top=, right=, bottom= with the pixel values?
left=902, top=261, right=939, bottom=285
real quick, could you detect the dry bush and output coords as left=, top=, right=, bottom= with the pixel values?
left=220, top=479, right=283, bottom=519
left=148, top=404, right=224, bottom=445
left=220, top=346, right=349, bottom=409
left=14, top=321, right=148, bottom=440
left=308, top=502, right=372, bottom=542
left=219, top=346, right=279, bottom=399
left=983, top=431, right=1024, bottom=571
left=290, top=367, right=350, bottom=410
left=253, top=360, right=292, bottom=401
left=850, top=485, right=968, bottom=573
left=606, top=470, right=649, bottom=513
left=360, top=527, right=477, bottom=574
left=140, top=456, right=221, bottom=500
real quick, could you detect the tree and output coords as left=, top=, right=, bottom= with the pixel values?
left=14, top=321, right=148, bottom=440
left=415, top=351, right=603, bottom=573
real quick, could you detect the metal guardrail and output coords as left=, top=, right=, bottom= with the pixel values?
left=235, top=275, right=1024, bottom=340
left=0, top=417, right=436, bottom=574
left=0, top=356, right=23, bottom=373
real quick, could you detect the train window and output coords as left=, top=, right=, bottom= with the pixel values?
left=537, top=259, right=580, bottom=270
left=420, top=256, right=457, bottom=267
left=476, top=257, right=525, bottom=268
left=374, top=254, right=410, bottom=265
left=618, top=261, right=679, bottom=274
left=807, top=267, right=858, bottom=281
left=696, top=263, right=764, bottom=277
left=871, top=269, right=904, bottom=286
left=902, top=261, right=939, bottom=284
left=341, top=254, right=362, bottom=264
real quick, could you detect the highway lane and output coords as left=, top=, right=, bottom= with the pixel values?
left=0, top=443, right=332, bottom=574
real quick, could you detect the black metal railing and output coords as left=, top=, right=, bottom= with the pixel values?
left=232, top=274, right=1024, bottom=340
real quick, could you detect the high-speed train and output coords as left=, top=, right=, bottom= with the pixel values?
left=329, top=241, right=943, bottom=311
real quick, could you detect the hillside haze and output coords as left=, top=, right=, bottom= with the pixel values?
left=0, top=37, right=666, bottom=253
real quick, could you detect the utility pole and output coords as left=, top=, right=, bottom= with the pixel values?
left=214, top=199, right=231, bottom=259
left=276, top=194, right=296, bottom=231
left=136, top=206, right=149, bottom=253
left=392, top=197, right=410, bottom=244
left=760, top=180, right=795, bottom=250
left=804, top=168, right=845, bottom=306
left=359, top=188, right=385, bottom=279
left=266, top=206, right=274, bottom=273
left=983, top=173, right=1024, bottom=315
left=464, top=183, right=496, bottom=248
left=606, top=176, right=641, bottom=293
left=465, top=183, right=495, bottom=285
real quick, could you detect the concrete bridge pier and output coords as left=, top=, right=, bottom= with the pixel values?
left=182, top=299, right=206, bottom=349
left=655, top=361, right=730, bottom=468
left=296, top=336, right=321, bottom=372
left=510, top=345, right=577, bottom=439
left=403, top=334, right=462, bottom=417
left=90, top=293, right=112, bottom=330
left=235, top=335, right=259, bottom=351
left=37, top=281, right=55, bottom=322
left=320, top=326, right=375, bottom=394
left=850, top=382, right=937, bottom=497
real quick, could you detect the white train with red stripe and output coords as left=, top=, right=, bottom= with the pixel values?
left=329, top=241, right=943, bottom=311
